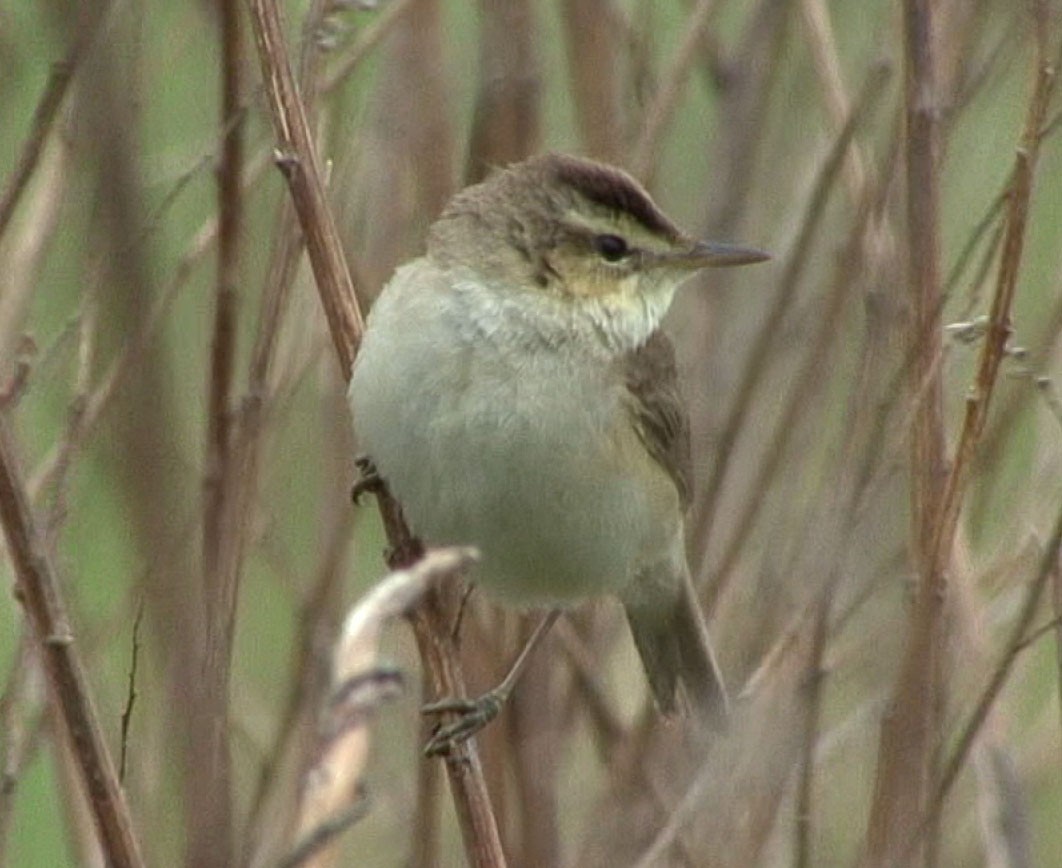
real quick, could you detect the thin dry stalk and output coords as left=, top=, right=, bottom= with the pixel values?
left=698, top=63, right=889, bottom=609
left=409, top=671, right=443, bottom=868
left=203, top=0, right=245, bottom=579
left=0, top=133, right=69, bottom=368
left=245, top=3, right=506, bottom=865
left=794, top=595, right=830, bottom=868
left=246, top=0, right=362, bottom=380
left=509, top=622, right=559, bottom=868
left=862, top=3, right=948, bottom=863
left=0, top=9, right=100, bottom=241
left=407, top=585, right=508, bottom=868
left=926, top=27, right=1056, bottom=600
left=798, top=0, right=868, bottom=199
left=706, top=65, right=890, bottom=607
left=41, top=275, right=98, bottom=550
left=701, top=0, right=792, bottom=238
left=0, top=415, right=144, bottom=868
left=630, top=0, right=718, bottom=184
left=1056, top=558, right=1062, bottom=751
left=192, top=1, right=248, bottom=860
left=0, top=633, right=43, bottom=859
left=913, top=498, right=1062, bottom=866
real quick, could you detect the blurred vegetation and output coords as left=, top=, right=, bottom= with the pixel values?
left=1, top=0, right=1061, bottom=866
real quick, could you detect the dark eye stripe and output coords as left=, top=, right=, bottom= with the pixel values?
left=593, top=234, right=629, bottom=262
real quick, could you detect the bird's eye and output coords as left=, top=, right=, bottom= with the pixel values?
left=592, top=234, right=629, bottom=262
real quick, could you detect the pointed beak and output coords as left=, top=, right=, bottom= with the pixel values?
left=669, top=240, right=770, bottom=270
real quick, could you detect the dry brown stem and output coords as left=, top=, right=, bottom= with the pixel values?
left=863, top=3, right=948, bottom=863
left=0, top=415, right=144, bottom=867
left=189, top=1, right=248, bottom=860
left=203, top=0, right=245, bottom=581
left=246, top=0, right=363, bottom=380
left=866, top=8, right=1056, bottom=867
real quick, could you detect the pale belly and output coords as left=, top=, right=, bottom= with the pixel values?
left=349, top=268, right=676, bottom=606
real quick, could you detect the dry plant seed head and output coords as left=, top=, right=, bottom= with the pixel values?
left=349, top=152, right=768, bottom=746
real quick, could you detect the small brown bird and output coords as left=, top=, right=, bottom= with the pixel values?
left=348, top=154, right=767, bottom=751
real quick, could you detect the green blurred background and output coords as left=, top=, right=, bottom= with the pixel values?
left=2, top=1, right=1061, bottom=866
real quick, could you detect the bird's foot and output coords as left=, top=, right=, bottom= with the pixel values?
left=422, top=689, right=508, bottom=757
left=351, top=455, right=382, bottom=504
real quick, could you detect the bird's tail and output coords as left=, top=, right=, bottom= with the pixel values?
left=623, top=567, right=729, bottom=729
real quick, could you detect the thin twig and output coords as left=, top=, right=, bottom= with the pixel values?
left=246, top=0, right=362, bottom=380
left=798, top=0, right=869, bottom=200
left=912, top=499, right=1062, bottom=865
left=794, top=591, right=830, bottom=868
left=0, top=415, right=144, bottom=868
left=698, top=62, right=890, bottom=610
left=192, top=1, right=247, bottom=858
left=465, top=0, right=540, bottom=183
left=0, top=5, right=105, bottom=241
left=631, top=0, right=719, bottom=184
left=706, top=64, right=891, bottom=606
left=118, top=598, right=144, bottom=784
left=203, top=0, right=245, bottom=579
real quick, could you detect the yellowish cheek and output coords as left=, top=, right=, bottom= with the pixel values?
left=561, top=261, right=637, bottom=299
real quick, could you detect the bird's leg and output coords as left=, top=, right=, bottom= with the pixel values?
left=423, top=609, right=562, bottom=757
left=350, top=455, right=382, bottom=504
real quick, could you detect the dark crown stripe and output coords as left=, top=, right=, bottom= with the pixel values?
left=540, top=154, right=680, bottom=240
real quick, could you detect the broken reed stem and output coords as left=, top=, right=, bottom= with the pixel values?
left=244, top=2, right=506, bottom=865
left=0, top=415, right=144, bottom=868
left=287, top=548, right=477, bottom=868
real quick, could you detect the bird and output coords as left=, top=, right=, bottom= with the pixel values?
left=347, top=153, right=768, bottom=753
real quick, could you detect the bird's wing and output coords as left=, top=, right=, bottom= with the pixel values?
left=621, top=329, right=693, bottom=509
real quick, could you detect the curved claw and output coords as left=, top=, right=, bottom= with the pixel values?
left=422, top=690, right=507, bottom=757
left=351, top=455, right=382, bottom=505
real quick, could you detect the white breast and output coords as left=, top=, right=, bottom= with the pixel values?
left=348, top=260, right=678, bottom=606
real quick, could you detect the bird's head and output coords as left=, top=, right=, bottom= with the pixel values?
left=427, top=154, right=768, bottom=350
